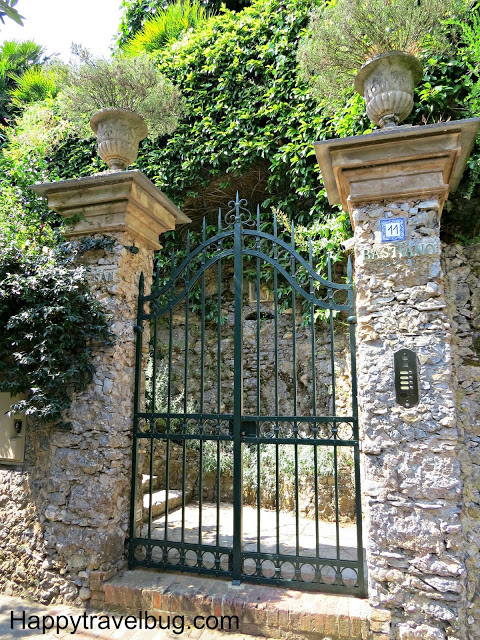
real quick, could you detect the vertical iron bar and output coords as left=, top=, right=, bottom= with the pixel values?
left=348, top=255, right=365, bottom=593
left=165, top=294, right=173, bottom=544
left=309, top=241, right=320, bottom=560
left=273, top=212, right=280, bottom=556
left=198, top=218, right=206, bottom=546
left=216, top=208, right=222, bottom=549
left=129, top=272, right=144, bottom=569
left=256, top=205, right=261, bottom=555
left=148, top=268, right=160, bottom=541
left=291, top=223, right=300, bottom=562
left=165, top=251, right=174, bottom=545
left=328, top=256, right=337, bottom=417
left=327, top=256, right=341, bottom=573
left=181, top=232, right=191, bottom=546
left=232, top=194, right=244, bottom=585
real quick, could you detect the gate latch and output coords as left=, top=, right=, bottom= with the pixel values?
left=241, top=419, right=258, bottom=437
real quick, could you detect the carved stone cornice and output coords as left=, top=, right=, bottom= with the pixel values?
left=314, top=118, right=480, bottom=225
left=31, top=170, right=190, bottom=250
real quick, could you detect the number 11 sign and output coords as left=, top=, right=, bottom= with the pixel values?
left=379, top=217, right=406, bottom=242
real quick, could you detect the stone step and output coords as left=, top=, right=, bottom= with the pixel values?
left=141, top=474, right=161, bottom=493
left=101, top=569, right=371, bottom=640
left=142, top=489, right=182, bottom=520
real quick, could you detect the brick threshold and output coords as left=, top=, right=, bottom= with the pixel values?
left=97, top=569, right=371, bottom=639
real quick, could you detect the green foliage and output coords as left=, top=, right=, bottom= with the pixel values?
left=118, top=0, right=171, bottom=46
left=0, top=0, right=23, bottom=26
left=117, top=0, right=252, bottom=47
left=0, top=40, right=49, bottom=126
left=242, top=443, right=336, bottom=503
left=135, top=0, right=344, bottom=225
left=0, top=227, right=111, bottom=425
left=447, top=9, right=480, bottom=116
left=0, top=136, right=111, bottom=424
left=9, top=66, right=57, bottom=108
left=56, top=51, right=184, bottom=139
left=3, top=0, right=480, bottom=274
left=297, top=0, right=464, bottom=114
left=146, top=359, right=196, bottom=419
left=122, top=0, right=211, bottom=56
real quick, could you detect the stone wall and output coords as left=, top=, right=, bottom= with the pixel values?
left=443, top=243, right=480, bottom=639
left=0, top=234, right=153, bottom=606
left=0, top=423, right=77, bottom=603
left=354, top=198, right=468, bottom=640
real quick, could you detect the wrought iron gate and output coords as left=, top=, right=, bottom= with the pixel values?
left=129, top=195, right=364, bottom=595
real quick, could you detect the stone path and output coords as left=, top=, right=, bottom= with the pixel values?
left=0, top=594, right=269, bottom=639
left=142, top=502, right=360, bottom=584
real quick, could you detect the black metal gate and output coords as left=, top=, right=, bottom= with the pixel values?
left=129, top=195, right=364, bottom=595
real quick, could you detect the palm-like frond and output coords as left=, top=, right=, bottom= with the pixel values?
left=123, top=0, right=211, bottom=56
left=9, top=66, right=57, bottom=107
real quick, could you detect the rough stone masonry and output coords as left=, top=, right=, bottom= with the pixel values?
left=354, top=197, right=468, bottom=640
left=0, top=171, right=188, bottom=606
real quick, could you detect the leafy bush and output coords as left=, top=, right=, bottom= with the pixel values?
left=122, top=0, right=211, bottom=56
left=9, top=66, right=57, bottom=108
left=56, top=51, right=184, bottom=138
left=0, top=39, right=49, bottom=126
left=0, top=238, right=111, bottom=425
left=135, top=0, right=341, bottom=226
left=117, top=0, right=252, bottom=47
left=296, top=0, right=464, bottom=114
left=448, top=10, right=480, bottom=116
left=0, top=179, right=112, bottom=424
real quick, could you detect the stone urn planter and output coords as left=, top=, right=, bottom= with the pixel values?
left=354, top=51, right=423, bottom=128
left=90, top=108, right=148, bottom=170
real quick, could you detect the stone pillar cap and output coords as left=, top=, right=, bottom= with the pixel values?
left=31, top=169, right=191, bottom=250
left=314, top=118, right=480, bottom=219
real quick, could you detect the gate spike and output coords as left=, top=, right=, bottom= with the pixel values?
left=273, top=207, right=277, bottom=238
left=257, top=204, right=260, bottom=231
left=202, top=216, right=206, bottom=242
left=218, top=207, right=222, bottom=232
left=327, top=254, right=332, bottom=282
left=291, top=219, right=295, bottom=249
left=235, top=191, right=240, bottom=220
left=309, top=238, right=313, bottom=267
left=347, top=255, right=352, bottom=282
left=187, top=229, right=190, bottom=255
left=139, top=271, right=144, bottom=296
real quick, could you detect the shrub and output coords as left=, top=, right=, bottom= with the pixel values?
left=56, top=51, right=184, bottom=138
left=297, top=0, right=465, bottom=114
left=122, top=0, right=211, bottom=56
left=9, top=66, right=57, bottom=108
left=0, top=193, right=111, bottom=424
left=117, top=0, right=252, bottom=47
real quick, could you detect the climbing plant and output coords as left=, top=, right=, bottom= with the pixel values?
left=0, top=191, right=112, bottom=425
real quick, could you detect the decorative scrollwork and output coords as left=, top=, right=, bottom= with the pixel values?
left=224, top=195, right=254, bottom=228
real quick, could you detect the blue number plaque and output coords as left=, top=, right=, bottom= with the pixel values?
left=380, top=217, right=406, bottom=242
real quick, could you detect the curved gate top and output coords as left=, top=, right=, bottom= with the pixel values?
left=129, top=195, right=364, bottom=595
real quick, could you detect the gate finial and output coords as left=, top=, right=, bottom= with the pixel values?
left=235, top=191, right=241, bottom=221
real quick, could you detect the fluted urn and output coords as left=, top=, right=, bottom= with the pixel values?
left=90, top=108, right=148, bottom=171
left=354, top=51, right=423, bottom=128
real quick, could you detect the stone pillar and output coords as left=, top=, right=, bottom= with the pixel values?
left=315, top=119, right=480, bottom=640
left=30, top=170, right=189, bottom=603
